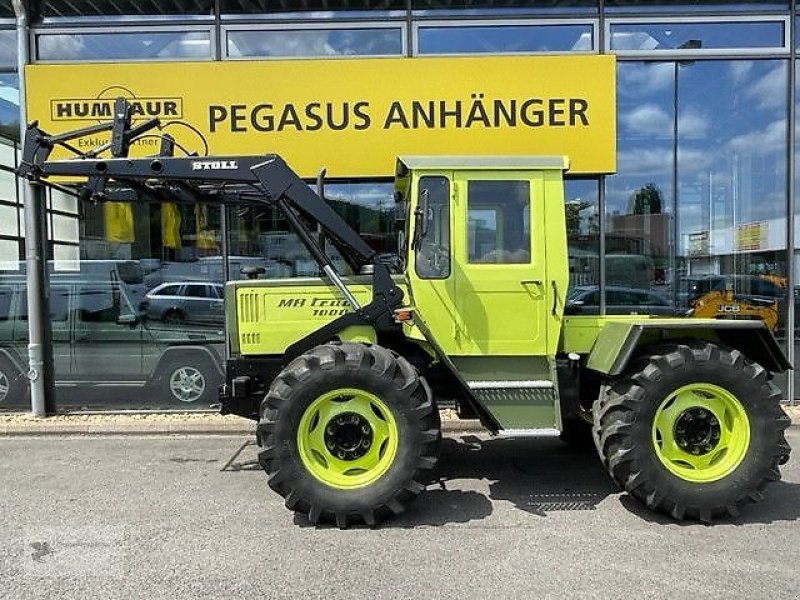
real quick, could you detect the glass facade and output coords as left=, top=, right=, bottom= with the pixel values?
left=1, top=0, right=799, bottom=411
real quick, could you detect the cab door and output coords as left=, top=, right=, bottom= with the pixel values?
left=453, top=171, right=548, bottom=355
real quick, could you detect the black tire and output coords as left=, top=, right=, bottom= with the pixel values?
left=257, top=342, right=441, bottom=528
left=157, top=354, right=221, bottom=406
left=559, top=418, right=595, bottom=452
left=0, top=357, right=27, bottom=407
left=593, top=340, right=791, bottom=522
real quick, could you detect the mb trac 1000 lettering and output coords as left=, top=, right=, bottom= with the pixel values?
left=20, top=99, right=791, bottom=527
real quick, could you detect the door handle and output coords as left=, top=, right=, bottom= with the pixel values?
left=520, top=279, right=543, bottom=286
left=551, top=280, right=559, bottom=316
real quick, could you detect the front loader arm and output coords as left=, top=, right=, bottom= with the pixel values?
left=19, top=100, right=376, bottom=272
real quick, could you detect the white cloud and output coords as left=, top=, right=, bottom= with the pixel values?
left=728, top=119, right=787, bottom=156
left=617, top=148, right=673, bottom=176
left=620, top=103, right=709, bottom=138
left=620, top=104, right=671, bottom=136
left=37, top=34, right=85, bottom=60
left=618, top=62, right=675, bottom=98
left=743, top=64, right=787, bottom=110
left=678, top=110, right=709, bottom=138
left=728, top=61, right=754, bottom=85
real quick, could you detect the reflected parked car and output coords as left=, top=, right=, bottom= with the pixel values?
left=140, top=282, right=225, bottom=326
left=565, top=285, right=675, bottom=316
left=679, top=274, right=785, bottom=308
left=0, top=279, right=224, bottom=408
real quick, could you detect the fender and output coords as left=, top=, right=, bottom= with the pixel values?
left=586, top=319, right=790, bottom=377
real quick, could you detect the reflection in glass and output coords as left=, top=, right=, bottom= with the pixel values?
left=418, top=24, right=592, bottom=55
left=17, top=198, right=228, bottom=411
left=606, top=62, right=674, bottom=314
left=606, top=0, right=786, bottom=12
left=610, top=60, right=789, bottom=333
left=564, top=179, right=600, bottom=313
left=227, top=182, right=396, bottom=279
left=0, top=74, right=19, bottom=141
left=36, top=31, right=213, bottom=61
left=610, top=21, right=785, bottom=52
left=0, top=30, right=15, bottom=69
left=227, top=28, right=403, bottom=58
left=676, top=59, right=788, bottom=337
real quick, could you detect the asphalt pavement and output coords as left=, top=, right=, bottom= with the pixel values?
left=1, top=430, right=799, bottom=600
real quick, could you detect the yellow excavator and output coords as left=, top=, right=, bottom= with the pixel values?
left=688, top=276, right=784, bottom=333
left=690, top=289, right=780, bottom=332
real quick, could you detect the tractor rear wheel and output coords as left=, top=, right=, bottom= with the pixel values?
left=257, top=343, right=441, bottom=528
left=593, top=340, right=791, bottom=522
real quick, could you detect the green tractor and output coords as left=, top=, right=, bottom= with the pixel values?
left=21, top=100, right=791, bottom=527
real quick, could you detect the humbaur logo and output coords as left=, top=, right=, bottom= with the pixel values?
left=50, top=87, right=183, bottom=122
left=191, top=160, right=238, bottom=171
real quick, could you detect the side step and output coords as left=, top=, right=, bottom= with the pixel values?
left=467, top=380, right=559, bottom=431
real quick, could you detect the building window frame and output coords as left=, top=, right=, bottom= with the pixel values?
left=412, top=17, right=599, bottom=56
left=31, top=25, right=218, bottom=63
left=606, top=15, right=791, bottom=58
left=222, top=21, right=408, bottom=60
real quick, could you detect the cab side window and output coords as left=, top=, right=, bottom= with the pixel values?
left=414, top=176, right=451, bottom=279
left=467, top=180, right=531, bottom=264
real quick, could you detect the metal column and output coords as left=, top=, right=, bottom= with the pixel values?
left=14, top=0, right=55, bottom=416
left=787, top=1, right=796, bottom=405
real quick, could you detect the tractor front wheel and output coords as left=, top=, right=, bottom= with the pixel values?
left=593, top=340, right=791, bottom=522
left=258, top=343, right=441, bottom=528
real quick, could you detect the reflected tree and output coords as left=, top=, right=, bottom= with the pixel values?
left=628, top=182, right=663, bottom=215
left=565, top=200, right=592, bottom=236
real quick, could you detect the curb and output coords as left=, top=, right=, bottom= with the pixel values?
left=0, top=414, right=485, bottom=437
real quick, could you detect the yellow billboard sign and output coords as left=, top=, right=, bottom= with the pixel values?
left=26, top=55, right=616, bottom=178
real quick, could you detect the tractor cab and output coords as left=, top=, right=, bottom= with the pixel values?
left=392, top=156, right=571, bottom=431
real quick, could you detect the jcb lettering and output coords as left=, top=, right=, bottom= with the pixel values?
left=717, top=305, right=741, bottom=313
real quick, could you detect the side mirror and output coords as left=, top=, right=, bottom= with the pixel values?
left=117, top=313, right=140, bottom=327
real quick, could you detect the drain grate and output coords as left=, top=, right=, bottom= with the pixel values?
left=526, top=492, right=601, bottom=512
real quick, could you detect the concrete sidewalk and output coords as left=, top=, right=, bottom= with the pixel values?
left=1, top=405, right=798, bottom=436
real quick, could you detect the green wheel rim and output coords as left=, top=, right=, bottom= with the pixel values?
left=651, top=383, right=750, bottom=483
left=297, top=388, right=399, bottom=490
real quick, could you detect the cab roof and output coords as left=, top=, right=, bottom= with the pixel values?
left=397, top=155, right=570, bottom=172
